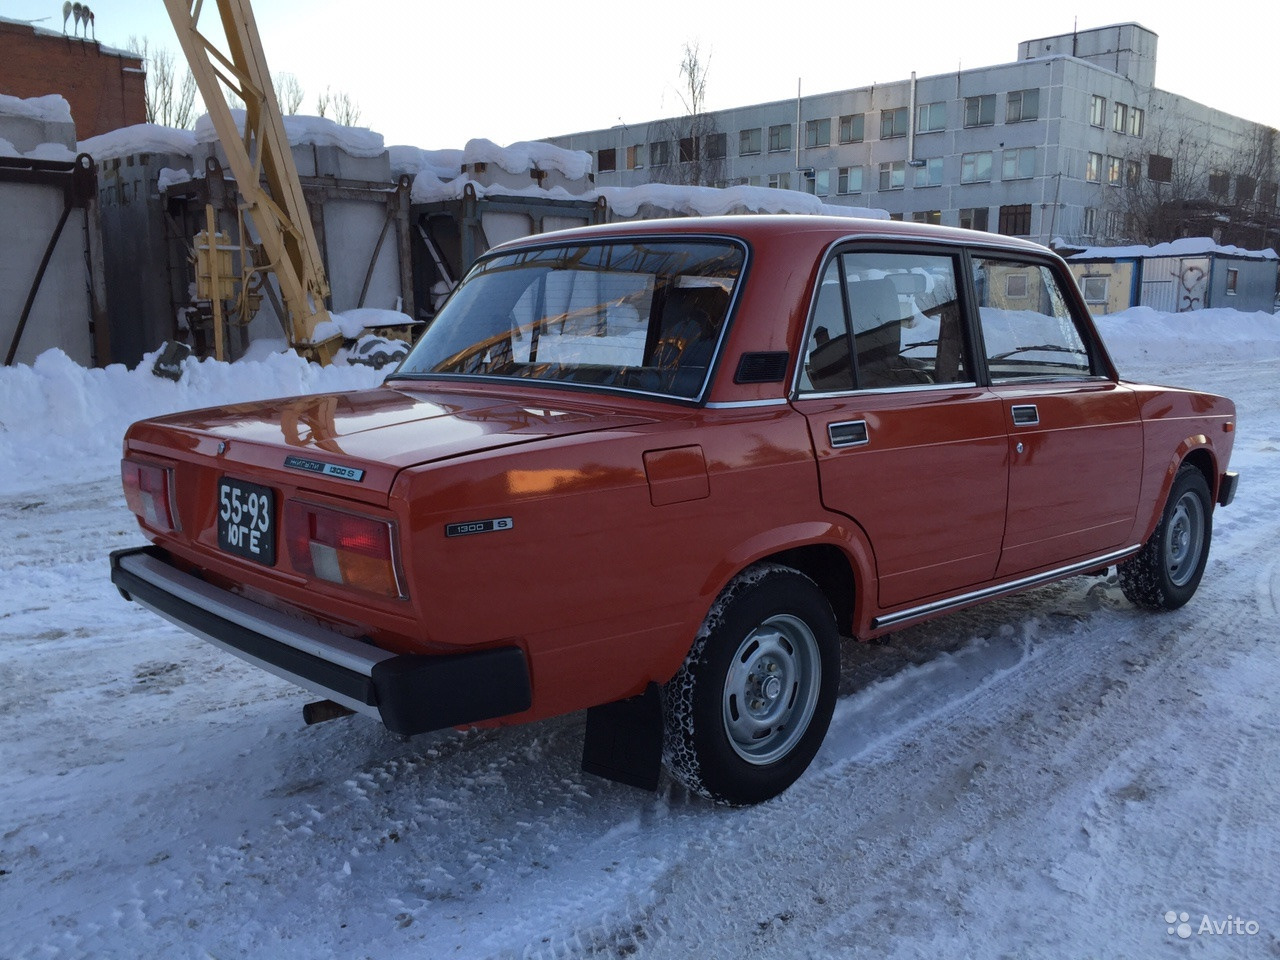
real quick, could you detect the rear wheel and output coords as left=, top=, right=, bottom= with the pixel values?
left=1118, top=463, right=1213, bottom=610
left=662, top=564, right=839, bottom=805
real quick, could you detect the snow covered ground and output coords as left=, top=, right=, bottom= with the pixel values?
left=2, top=307, right=1279, bottom=958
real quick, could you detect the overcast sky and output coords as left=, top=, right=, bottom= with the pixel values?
left=8, top=0, right=1278, bottom=148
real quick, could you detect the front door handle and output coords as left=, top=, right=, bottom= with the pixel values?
left=1012, top=404, right=1039, bottom=426
left=828, top=420, right=869, bottom=448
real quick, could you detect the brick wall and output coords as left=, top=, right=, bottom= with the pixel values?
left=0, top=19, right=146, bottom=141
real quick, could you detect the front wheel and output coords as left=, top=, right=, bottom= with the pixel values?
left=662, top=564, right=839, bottom=805
left=1118, top=463, right=1213, bottom=610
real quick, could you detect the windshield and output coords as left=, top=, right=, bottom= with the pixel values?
left=393, top=239, right=745, bottom=399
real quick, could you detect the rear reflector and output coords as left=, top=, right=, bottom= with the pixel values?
left=122, top=459, right=178, bottom=533
left=285, top=500, right=403, bottom=598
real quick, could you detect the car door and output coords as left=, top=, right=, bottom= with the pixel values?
left=970, top=255, right=1143, bottom=578
left=792, top=248, right=1009, bottom=610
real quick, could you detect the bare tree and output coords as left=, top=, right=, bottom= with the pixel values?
left=333, top=90, right=362, bottom=127
left=653, top=42, right=723, bottom=188
left=274, top=72, right=304, bottom=115
left=129, top=36, right=198, bottom=129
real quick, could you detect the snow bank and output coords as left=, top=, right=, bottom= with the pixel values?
left=1071, top=237, right=1279, bottom=261
left=80, top=123, right=197, bottom=162
left=0, top=92, right=72, bottom=123
left=0, top=348, right=382, bottom=496
left=599, top=182, right=885, bottom=219
left=1096, top=306, right=1280, bottom=364
left=192, top=110, right=385, bottom=158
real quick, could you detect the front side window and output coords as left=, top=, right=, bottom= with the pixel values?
left=964, top=95, right=995, bottom=127
left=961, top=151, right=993, bottom=183
left=395, top=240, right=744, bottom=400
left=799, top=251, right=971, bottom=393
left=972, top=256, right=1095, bottom=381
left=768, top=124, right=793, bottom=152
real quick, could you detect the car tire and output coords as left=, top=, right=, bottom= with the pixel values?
left=1118, top=463, right=1213, bottom=611
left=662, top=564, right=839, bottom=805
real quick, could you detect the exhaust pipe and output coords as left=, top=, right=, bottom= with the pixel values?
left=303, top=699, right=355, bottom=725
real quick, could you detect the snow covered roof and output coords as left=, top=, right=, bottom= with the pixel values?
left=1069, top=237, right=1279, bottom=262
left=79, top=123, right=197, bottom=162
left=461, top=139, right=592, bottom=180
left=599, top=182, right=886, bottom=220
left=192, top=110, right=385, bottom=158
left=0, top=139, right=77, bottom=162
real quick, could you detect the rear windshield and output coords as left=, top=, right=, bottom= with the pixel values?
left=393, top=239, right=744, bottom=399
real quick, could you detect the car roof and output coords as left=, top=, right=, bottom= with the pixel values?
left=485, top=214, right=1056, bottom=259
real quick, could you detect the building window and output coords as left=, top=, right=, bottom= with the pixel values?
left=837, top=166, right=864, bottom=194
left=1090, top=95, right=1107, bottom=127
left=679, top=137, right=698, bottom=163
left=914, top=157, right=944, bottom=187
left=1126, top=160, right=1141, bottom=186
left=806, top=168, right=830, bottom=196
left=1236, top=175, right=1257, bottom=204
left=649, top=141, right=670, bottom=166
left=964, top=95, right=995, bottom=127
left=1226, top=268, right=1239, bottom=295
left=910, top=210, right=943, bottom=225
left=1107, top=155, right=1123, bottom=186
left=739, top=128, right=761, bottom=156
left=998, top=203, right=1033, bottom=236
left=1082, top=207, right=1097, bottom=236
left=839, top=113, right=865, bottom=143
left=879, top=160, right=906, bottom=190
left=916, top=102, right=946, bottom=133
left=1128, top=107, right=1144, bottom=137
left=805, top=118, right=831, bottom=148
left=1112, top=102, right=1128, bottom=134
left=706, top=132, right=727, bottom=160
left=959, top=207, right=989, bottom=231
left=768, top=124, right=793, bottom=153
left=1209, top=170, right=1230, bottom=197
left=1086, top=152, right=1103, bottom=183
left=1081, top=276, right=1109, bottom=303
left=880, top=107, right=909, bottom=139
left=768, top=171, right=792, bottom=189
left=1104, top=210, right=1124, bottom=236
left=597, top=148, right=616, bottom=173
left=1006, top=88, right=1040, bottom=123
left=960, top=151, right=993, bottom=183
left=1261, top=181, right=1279, bottom=208
left=626, top=144, right=643, bottom=170
left=1148, top=154, right=1173, bottom=183
left=1002, top=147, right=1035, bottom=180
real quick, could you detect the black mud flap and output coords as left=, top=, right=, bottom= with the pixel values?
left=582, top=683, right=663, bottom=792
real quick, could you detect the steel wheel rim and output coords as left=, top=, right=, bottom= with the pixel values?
left=722, top=613, right=821, bottom=765
left=1165, top=491, right=1205, bottom=587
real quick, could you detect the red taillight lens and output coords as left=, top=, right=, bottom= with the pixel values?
left=285, top=500, right=402, bottom=598
left=122, top=459, right=178, bottom=533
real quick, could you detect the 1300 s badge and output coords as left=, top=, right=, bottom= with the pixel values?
left=283, top=455, right=365, bottom=482
left=445, top=517, right=514, bottom=538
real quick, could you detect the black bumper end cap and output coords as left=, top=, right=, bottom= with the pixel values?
left=372, top=646, right=532, bottom=737
left=1218, top=470, right=1240, bottom=507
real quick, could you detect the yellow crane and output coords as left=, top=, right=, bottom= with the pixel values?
left=163, top=0, right=342, bottom=364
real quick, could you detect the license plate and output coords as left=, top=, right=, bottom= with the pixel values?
left=217, top=478, right=276, bottom=565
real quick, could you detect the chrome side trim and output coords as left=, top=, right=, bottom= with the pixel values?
left=704, top=398, right=790, bottom=409
left=870, top=545, right=1140, bottom=631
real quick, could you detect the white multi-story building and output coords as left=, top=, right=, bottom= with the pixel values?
left=546, top=23, right=1278, bottom=249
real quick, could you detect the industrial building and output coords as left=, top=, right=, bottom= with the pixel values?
left=546, top=23, right=1280, bottom=251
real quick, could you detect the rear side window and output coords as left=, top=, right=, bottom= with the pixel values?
left=972, top=257, right=1095, bottom=380
left=799, top=251, right=971, bottom=392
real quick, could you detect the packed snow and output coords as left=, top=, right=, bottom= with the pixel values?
left=0, top=92, right=72, bottom=124
left=2, top=306, right=1279, bottom=958
left=1068, top=237, right=1279, bottom=261
left=79, top=123, right=198, bottom=163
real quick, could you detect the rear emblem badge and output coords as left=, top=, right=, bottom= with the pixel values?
left=283, top=455, right=365, bottom=482
left=446, top=517, right=514, bottom=538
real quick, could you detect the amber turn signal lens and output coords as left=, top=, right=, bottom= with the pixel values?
left=284, top=500, right=403, bottom=598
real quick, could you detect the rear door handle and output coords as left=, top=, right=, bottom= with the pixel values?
left=1011, top=404, right=1039, bottom=426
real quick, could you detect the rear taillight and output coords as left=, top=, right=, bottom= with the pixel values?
left=122, top=459, right=179, bottom=533
left=284, top=500, right=403, bottom=598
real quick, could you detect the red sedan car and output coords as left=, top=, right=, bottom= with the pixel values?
left=111, top=216, right=1238, bottom=804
